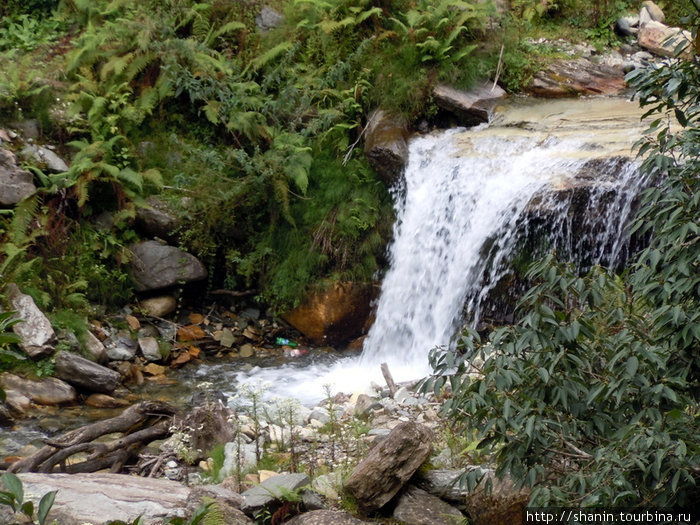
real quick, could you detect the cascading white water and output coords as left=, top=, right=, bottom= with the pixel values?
left=222, top=97, right=650, bottom=404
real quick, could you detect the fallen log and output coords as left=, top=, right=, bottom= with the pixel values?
left=8, top=401, right=175, bottom=474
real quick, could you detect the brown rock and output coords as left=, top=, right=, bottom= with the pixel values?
left=139, top=296, right=177, bottom=317
left=177, top=324, right=206, bottom=341
left=84, top=393, right=130, bottom=408
left=143, top=363, right=166, bottom=376
left=527, top=58, right=626, bottom=97
left=464, top=470, right=530, bottom=525
left=0, top=373, right=76, bottom=406
left=343, top=421, right=433, bottom=512
left=363, top=109, right=409, bottom=186
left=433, top=82, right=506, bottom=126
left=393, top=485, right=465, bottom=525
left=286, top=510, right=373, bottom=525
left=283, top=282, right=378, bottom=345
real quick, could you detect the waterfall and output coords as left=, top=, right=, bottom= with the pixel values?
left=360, top=98, right=646, bottom=376
left=229, top=97, right=649, bottom=403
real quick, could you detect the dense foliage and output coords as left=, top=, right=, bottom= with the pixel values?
left=422, top=33, right=700, bottom=507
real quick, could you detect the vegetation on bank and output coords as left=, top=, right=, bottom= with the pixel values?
left=0, top=0, right=698, bottom=513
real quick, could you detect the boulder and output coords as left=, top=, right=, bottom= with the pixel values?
left=0, top=148, right=36, bottom=205
left=638, top=21, right=692, bottom=58
left=13, top=472, right=191, bottom=524
left=139, top=295, right=177, bottom=317
left=433, top=82, right=507, bottom=126
left=285, top=510, right=373, bottom=525
left=393, top=485, right=465, bottom=525
left=343, top=421, right=433, bottom=512
left=20, top=144, right=69, bottom=173
left=241, top=472, right=310, bottom=517
left=186, top=486, right=252, bottom=524
left=6, top=283, right=55, bottom=358
left=527, top=58, right=627, bottom=97
left=0, top=373, right=76, bottom=405
left=641, top=1, right=665, bottom=23
left=464, top=470, right=530, bottom=525
left=105, top=330, right=138, bottom=361
left=171, top=401, right=232, bottom=462
left=129, top=240, right=207, bottom=292
left=135, top=197, right=179, bottom=241
left=282, top=282, right=378, bottom=345
left=363, top=109, right=409, bottom=186
left=53, top=350, right=122, bottom=393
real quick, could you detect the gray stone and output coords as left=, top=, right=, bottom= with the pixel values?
left=187, top=486, right=252, bottom=525
left=255, top=6, right=283, bottom=31
left=638, top=6, right=653, bottom=26
left=0, top=373, right=76, bottom=405
left=16, top=472, right=191, bottom=524
left=135, top=197, right=179, bottom=241
left=0, top=149, right=36, bottom=205
left=464, top=469, right=531, bottom=525
left=6, top=283, right=55, bottom=358
left=285, top=510, right=373, bottom=525
left=309, top=406, right=330, bottom=424
left=344, top=421, right=433, bottom=512
left=83, top=330, right=108, bottom=363
left=53, top=350, right=122, bottom=393
left=615, top=16, right=637, bottom=37
left=415, top=469, right=467, bottom=503
left=641, top=1, right=665, bottom=23
left=353, top=393, right=373, bottom=417
left=393, top=485, right=465, bottom=525
left=363, top=108, right=408, bottom=187
left=301, top=489, right=326, bottom=511
left=138, top=336, right=161, bottom=361
left=222, top=441, right=258, bottom=478
left=21, top=144, right=69, bottom=172
left=312, top=472, right=343, bottom=501
left=393, top=386, right=410, bottom=404
left=130, top=240, right=207, bottom=292
left=10, top=119, right=40, bottom=139
left=433, top=82, right=507, bottom=126
left=106, top=331, right=138, bottom=361
left=241, top=473, right=310, bottom=515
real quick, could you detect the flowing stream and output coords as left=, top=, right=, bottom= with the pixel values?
left=227, top=97, right=651, bottom=404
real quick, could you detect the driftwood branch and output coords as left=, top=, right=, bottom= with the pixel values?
left=381, top=362, right=398, bottom=397
left=8, top=401, right=175, bottom=474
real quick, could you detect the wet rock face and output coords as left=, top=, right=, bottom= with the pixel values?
left=343, top=421, right=433, bottom=512
left=433, top=82, right=507, bottom=126
left=129, top=240, right=207, bottom=292
left=363, top=109, right=409, bottom=187
left=527, top=58, right=627, bottom=97
left=282, top=281, right=378, bottom=345
left=0, top=373, right=77, bottom=406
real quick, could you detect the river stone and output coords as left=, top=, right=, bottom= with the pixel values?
left=282, top=281, right=378, bottom=345
left=363, top=108, right=408, bottom=186
left=6, top=283, right=55, bottom=358
left=433, top=82, right=506, bottom=126
left=0, top=401, right=13, bottom=425
left=85, top=393, right=130, bottom=408
left=83, top=330, right=108, bottom=363
left=638, top=21, right=692, bottom=58
left=21, top=144, right=69, bottom=172
left=256, top=6, right=283, bottom=31
left=0, top=148, right=36, bottom=205
left=130, top=240, right=207, bottom=291
left=527, top=58, right=626, bottom=97
left=344, top=421, right=433, bottom=512
left=15, top=472, right=191, bottom=524
left=641, top=1, right=665, bottom=23
left=0, top=373, right=76, bottom=405
left=53, top=350, right=122, bottom=393
left=106, top=331, right=138, bottom=361
left=285, top=510, right=373, bottom=525
left=464, top=469, right=530, bottom=525
left=138, top=336, right=161, bottom=361
left=139, top=295, right=177, bottom=317
left=393, top=485, right=465, bottom=525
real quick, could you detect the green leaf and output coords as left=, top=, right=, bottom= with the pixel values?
left=37, top=490, right=57, bottom=525
left=2, top=473, right=24, bottom=505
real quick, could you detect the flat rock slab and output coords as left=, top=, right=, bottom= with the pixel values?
left=241, top=472, right=310, bottom=515
left=15, top=472, right=191, bottom=524
left=527, top=58, right=627, bottom=97
left=286, top=510, right=374, bottom=525
left=0, top=373, right=76, bottom=405
left=344, top=421, right=433, bottom=512
left=393, top=485, right=464, bottom=525
left=433, top=82, right=506, bottom=126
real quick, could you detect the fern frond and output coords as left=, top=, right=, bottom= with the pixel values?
left=8, top=194, right=41, bottom=246
left=246, top=42, right=293, bottom=72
